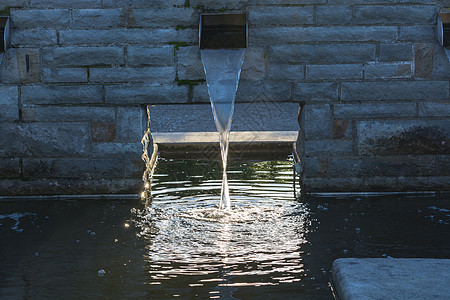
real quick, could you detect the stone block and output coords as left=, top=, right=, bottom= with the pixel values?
left=305, top=140, right=353, bottom=156
left=334, top=102, right=416, bottom=119
left=363, top=176, right=398, bottom=191
left=341, top=81, right=449, bottom=101
left=177, top=46, right=204, bottom=80
left=396, top=176, right=450, bottom=191
left=0, top=159, right=20, bottom=178
left=305, top=157, right=329, bottom=177
left=1, top=0, right=28, bottom=8
left=132, top=8, right=197, bottom=28
left=252, top=27, right=396, bottom=45
left=414, top=43, right=434, bottom=78
left=303, top=177, right=364, bottom=192
left=306, top=64, right=363, bottom=80
left=333, top=119, right=352, bottom=139
left=269, top=44, right=375, bottom=64
left=304, top=104, right=332, bottom=139
left=315, top=6, right=353, bottom=25
left=357, top=120, right=450, bottom=155
left=21, top=85, right=103, bottom=105
left=43, top=46, right=124, bottom=67
left=28, top=0, right=102, bottom=8
left=295, top=82, right=338, bottom=102
left=10, top=29, right=57, bottom=46
left=103, top=0, right=183, bottom=7
left=90, top=66, right=175, bottom=83
left=418, top=102, right=450, bottom=117
left=21, top=106, right=115, bottom=122
left=42, top=68, right=88, bottom=83
left=399, top=26, right=436, bottom=42
left=364, top=63, right=412, bottom=79
left=359, top=156, right=436, bottom=177
left=0, top=85, right=19, bottom=121
left=10, top=9, right=71, bottom=29
left=0, top=123, right=91, bottom=157
left=127, top=46, right=174, bottom=67
left=105, top=84, right=187, bottom=104
left=91, top=142, right=142, bottom=159
left=236, top=80, right=291, bottom=102
left=328, top=0, right=394, bottom=3
left=436, top=155, right=450, bottom=176
left=73, top=9, right=123, bottom=29
left=248, top=6, right=313, bottom=26
left=352, top=5, right=437, bottom=25
left=379, top=43, right=413, bottom=62
left=190, top=0, right=252, bottom=9
left=327, top=158, right=363, bottom=177
left=117, top=107, right=144, bottom=142
left=92, top=122, right=116, bottom=142
left=259, top=0, right=325, bottom=3
left=268, top=64, right=304, bottom=80
left=192, top=83, right=209, bottom=103
left=1, top=48, right=41, bottom=83
left=241, top=47, right=266, bottom=80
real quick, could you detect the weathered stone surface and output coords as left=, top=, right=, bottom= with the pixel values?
left=92, top=122, right=116, bottom=142
left=90, top=66, right=175, bottom=83
left=295, top=82, right=338, bottom=101
left=249, top=6, right=313, bottom=26
left=0, top=159, right=20, bottom=178
left=10, top=9, right=71, bottom=29
left=43, top=46, right=124, bottom=67
left=0, top=48, right=41, bottom=84
left=132, top=8, right=197, bottom=28
left=0, top=123, right=91, bottom=157
left=305, top=140, right=353, bottom=156
left=127, top=46, right=174, bottom=67
left=10, top=29, right=57, bottom=46
left=91, top=142, right=142, bottom=159
left=357, top=120, right=450, bottom=155
left=333, top=119, right=352, bottom=139
left=334, top=102, right=416, bottom=119
left=328, top=0, right=394, bottom=3
left=353, top=5, right=437, bottom=25
left=259, top=0, right=325, bottom=4
left=73, top=9, right=122, bottom=29
left=269, top=44, right=375, bottom=64
left=399, top=25, right=436, bottom=42
left=117, top=107, right=144, bottom=142
left=303, top=177, right=364, bottom=192
left=0, top=86, right=19, bottom=121
left=268, top=64, right=304, bottom=80
left=414, top=43, right=434, bottom=78
left=305, top=157, right=328, bottom=177
left=22, top=106, right=115, bottom=122
left=21, top=85, right=103, bottom=105
left=418, top=102, right=450, bottom=117
left=253, top=27, right=396, bottom=44
left=236, top=81, right=291, bottom=102
left=304, top=104, right=332, bottom=139
left=177, top=46, right=204, bottom=80
left=306, top=64, right=363, bottom=80
left=341, top=81, right=449, bottom=101
left=28, top=0, right=102, bottom=8
left=396, top=176, right=450, bottom=191
left=1, top=0, right=28, bottom=8
left=379, top=43, right=413, bottom=61
left=436, top=155, right=450, bottom=176
left=190, top=0, right=252, bottom=9
left=241, top=47, right=266, bottom=80
left=42, top=68, right=88, bottom=83
left=192, top=83, right=209, bottom=103
left=105, top=84, right=187, bottom=104
left=316, top=6, right=353, bottom=25
left=365, top=63, right=412, bottom=79
left=103, top=0, right=183, bottom=7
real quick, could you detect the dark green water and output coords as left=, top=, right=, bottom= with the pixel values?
left=1, top=158, right=449, bottom=299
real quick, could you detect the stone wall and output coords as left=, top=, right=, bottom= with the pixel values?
left=0, top=0, right=449, bottom=195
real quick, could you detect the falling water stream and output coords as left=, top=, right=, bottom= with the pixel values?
left=201, top=49, right=246, bottom=210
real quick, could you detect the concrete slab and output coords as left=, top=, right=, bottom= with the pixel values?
left=332, top=258, right=450, bottom=300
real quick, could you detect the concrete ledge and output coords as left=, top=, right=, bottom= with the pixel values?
left=332, top=258, right=450, bottom=300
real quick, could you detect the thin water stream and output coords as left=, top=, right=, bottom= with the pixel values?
left=201, top=49, right=246, bottom=209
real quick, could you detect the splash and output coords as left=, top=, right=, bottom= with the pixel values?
left=201, top=49, right=245, bottom=209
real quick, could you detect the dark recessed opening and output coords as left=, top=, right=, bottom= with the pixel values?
left=0, top=16, right=10, bottom=53
left=199, top=13, right=247, bottom=49
left=438, top=13, right=450, bottom=47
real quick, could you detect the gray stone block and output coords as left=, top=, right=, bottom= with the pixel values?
left=436, top=155, right=450, bottom=176
left=364, top=63, right=412, bottom=79
left=73, top=9, right=123, bottom=29
left=269, top=44, right=375, bottom=64
left=303, top=177, right=364, bottom=192
left=305, top=140, right=353, bottom=156
left=248, top=6, right=313, bottom=26
left=315, top=6, right=353, bottom=25
left=28, top=0, right=102, bottom=8
left=132, top=8, right=197, bottom=28
left=306, top=64, right=363, bottom=80
left=357, top=119, right=450, bottom=155
left=399, top=25, right=436, bottom=42
left=334, top=102, right=416, bottom=119
left=295, top=82, right=338, bottom=101
left=90, top=66, right=175, bottom=83
left=0, top=123, right=91, bottom=157
left=43, top=46, right=124, bottom=67
left=304, top=104, right=332, bottom=139
left=91, top=142, right=142, bottom=159
left=1, top=0, right=27, bottom=8
left=268, top=64, right=304, bottom=81
left=10, top=29, right=57, bottom=46
left=0, top=48, right=40, bottom=84
left=0, top=158, right=20, bottom=178
left=379, top=43, right=413, bottom=61
left=102, top=0, right=183, bottom=7
left=21, top=106, right=115, bottom=122
left=42, top=68, right=88, bottom=83
left=252, top=26, right=396, bottom=45
left=192, top=83, right=209, bottom=103
left=352, top=5, right=437, bottom=25
left=21, top=85, right=103, bottom=105
left=418, top=102, right=450, bottom=117
left=177, top=46, right=204, bottom=80
left=117, top=107, right=145, bottom=142
left=105, top=84, right=187, bottom=104
left=10, top=9, right=71, bottom=29
left=414, top=43, right=434, bottom=78
left=341, top=81, right=449, bottom=101
left=0, top=85, right=19, bottom=121
left=127, top=46, right=174, bottom=67
left=241, top=47, right=266, bottom=80
left=396, top=176, right=450, bottom=191
left=328, top=0, right=394, bottom=3
left=236, top=80, right=291, bottom=102
left=190, top=0, right=252, bottom=9
left=259, top=0, right=325, bottom=3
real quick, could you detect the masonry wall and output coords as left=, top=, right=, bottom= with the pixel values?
left=0, top=0, right=449, bottom=195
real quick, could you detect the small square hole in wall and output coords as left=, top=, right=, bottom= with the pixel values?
left=437, top=12, right=450, bottom=47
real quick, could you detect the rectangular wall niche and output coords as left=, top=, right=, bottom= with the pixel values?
left=199, top=13, right=247, bottom=49
left=437, top=12, right=450, bottom=47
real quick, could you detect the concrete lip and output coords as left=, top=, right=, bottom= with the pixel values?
left=332, top=258, right=450, bottom=300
